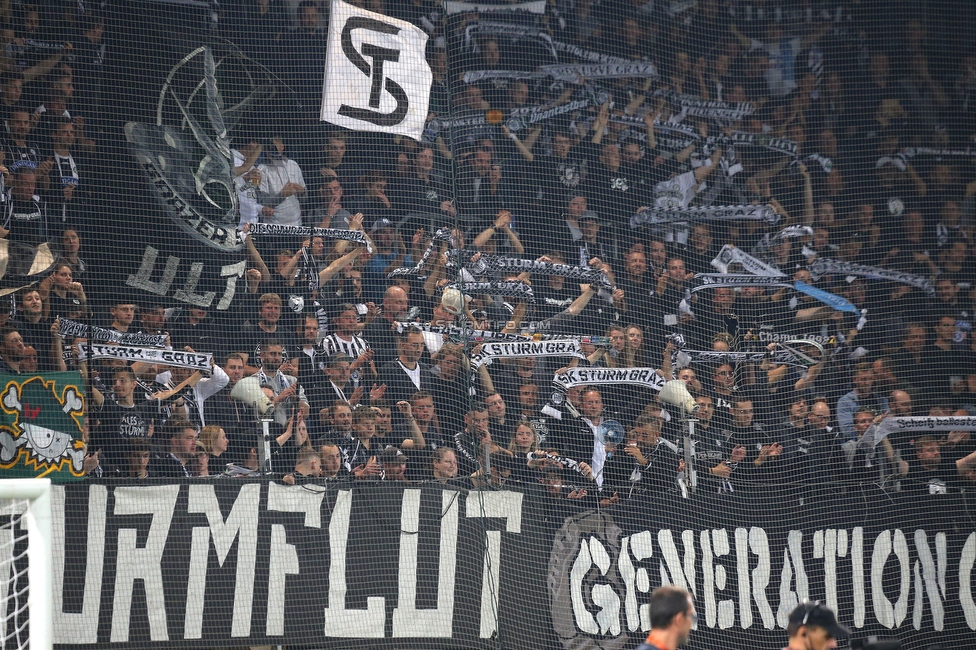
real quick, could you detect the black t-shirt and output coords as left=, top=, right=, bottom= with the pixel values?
left=4, top=195, right=48, bottom=245
left=903, top=458, right=961, bottom=495
left=92, top=399, right=156, bottom=471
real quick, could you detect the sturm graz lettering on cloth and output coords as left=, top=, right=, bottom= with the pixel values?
left=691, top=274, right=794, bottom=293
left=448, top=281, right=535, bottom=302
left=448, top=251, right=615, bottom=290
left=630, top=204, right=778, bottom=229
left=552, top=367, right=667, bottom=391
left=470, top=339, right=585, bottom=369
left=807, top=258, right=935, bottom=296
left=321, top=0, right=432, bottom=140
left=57, top=318, right=168, bottom=347
left=80, top=344, right=213, bottom=372
left=247, top=223, right=373, bottom=253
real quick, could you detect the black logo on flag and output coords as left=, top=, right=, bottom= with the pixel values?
left=339, top=17, right=409, bottom=126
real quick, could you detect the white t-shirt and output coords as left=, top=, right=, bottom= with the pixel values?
left=233, top=149, right=261, bottom=226
left=258, top=157, right=305, bottom=226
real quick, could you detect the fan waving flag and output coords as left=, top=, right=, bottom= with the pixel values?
left=321, top=0, right=433, bottom=140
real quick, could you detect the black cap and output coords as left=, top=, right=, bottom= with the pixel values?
left=381, top=446, right=407, bottom=465
left=788, top=602, right=850, bottom=639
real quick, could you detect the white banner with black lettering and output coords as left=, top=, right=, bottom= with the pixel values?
left=874, top=416, right=976, bottom=444
left=79, top=343, right=212, bottom=372
left=321, top=0, right=432, bottom=140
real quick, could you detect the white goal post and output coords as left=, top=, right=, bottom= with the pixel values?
left=0, top=479, right=52, bottom=650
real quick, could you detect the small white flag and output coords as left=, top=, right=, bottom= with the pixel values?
left=321, top=0, right=432, bottom=140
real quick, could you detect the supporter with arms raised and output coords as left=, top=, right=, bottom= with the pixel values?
left=89, top=366, right=156, bottom=473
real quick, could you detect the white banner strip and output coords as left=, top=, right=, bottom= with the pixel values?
left=876, top=416, right=976, bottom=442
left=444, top=0, right=546, bottom=14
left=470, top=339, right=586, bottom=368
left=80, top=343, right=212, bottom=372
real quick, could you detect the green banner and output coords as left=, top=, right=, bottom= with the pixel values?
left=0, top=372, right=86, bottom=481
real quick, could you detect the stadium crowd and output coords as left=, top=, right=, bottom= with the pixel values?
left=0, top=1, right=974, bottom=501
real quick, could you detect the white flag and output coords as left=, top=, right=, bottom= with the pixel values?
left=321, top=0, right=432, bottom=140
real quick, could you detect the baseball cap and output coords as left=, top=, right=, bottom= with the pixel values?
left=788, top=601, right=850, bottom=639
left=578, top=210, right=601, bottom=224
left=381, top=446, right=407, bottom=465
left=370, top=218, right=393, bottom=233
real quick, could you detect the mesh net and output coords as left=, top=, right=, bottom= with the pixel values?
left=1, top=499, right=31, bottom=650
left=1, top=0, right=975, bottom=648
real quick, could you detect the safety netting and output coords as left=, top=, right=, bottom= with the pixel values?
left=0, top=0, right=975, bottom=649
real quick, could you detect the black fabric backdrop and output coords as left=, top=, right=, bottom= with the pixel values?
left=50, top=480, right=976, bottom=649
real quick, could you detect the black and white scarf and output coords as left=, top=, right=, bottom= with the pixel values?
left=470, top=338, right=586, bottom=368
left=449, top=251, right=614, bottom=290
left=667, top=332, right=824, bottom=369
left=807, top=258, right=935, bottom=295
left=57, top=318, right=168, bottom=347
left=448, top=280, right=536, bottom=301
left=690, top=274, right=794, bottom=293
left=710, top=245, right=786, bottom=276
left=79, top=343, right=212, bottom=371
left=464, top=61, right=658, bottom=85
left=542, top=367, right=667, bottom=419
left=247, top=223, right=373, bottom=253
left=444, top=0, right=546, bottom=14
left=388, top=228, right=456, bottom=278
left=653, top=89, right=755, bottom=120
left=630, top=204, right=779, bottom=229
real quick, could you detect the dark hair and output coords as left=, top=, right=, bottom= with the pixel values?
left=167, top=418, right=194, bottom=440
left=262, top=338, right=283, bottom=351
left=648, top=586, right=691, bottom=629
left=468, top=401, right=488, bottom=414
left=112, top=367, right=136, bottom=382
